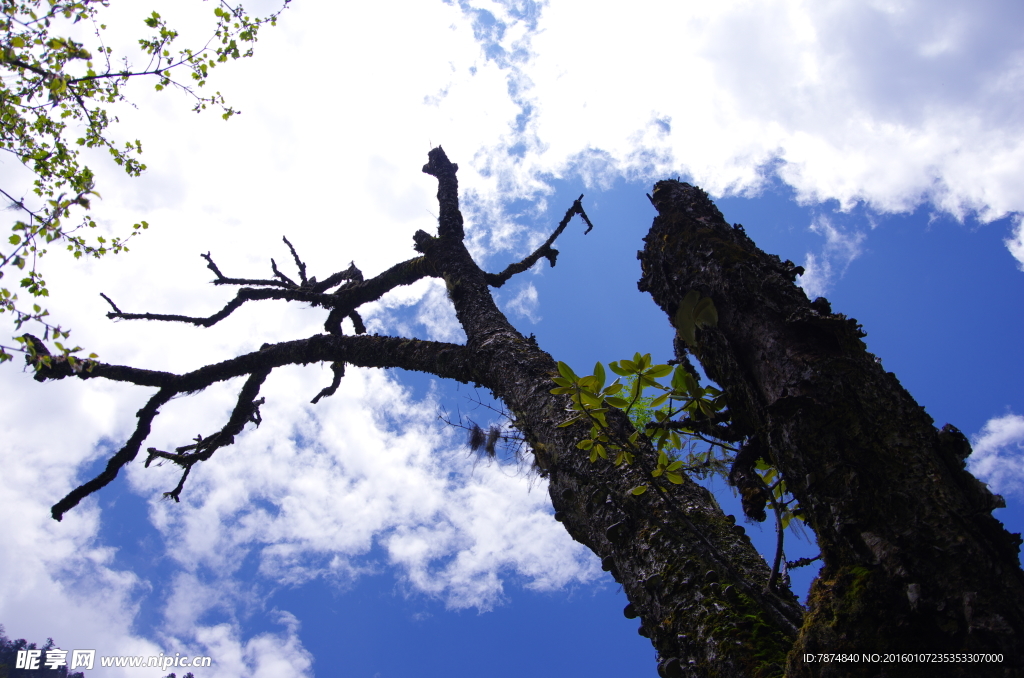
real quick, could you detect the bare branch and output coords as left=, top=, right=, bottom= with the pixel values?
left=485, top=195, right=594, bottom=288
left=311, top=361, right=345, bottom=404
left=99, top=292, right=122, bottom=314
left=270, top=258, right=296, bottom=286
left=421, top=146, right=464, bottom=240
left=145, top=367, right=271, bottom=501
left=201, top=250, right=352, bottom=291
left=321, top=256, right=436, bottom=335
left=310, top=262, right=362, bottom=294
left=348, top=311, right=366, bottom=335
left=102, top=286, right=320, bottom=327
left=105, top=246, right=432, bottom=334
left=51, top=387, right=175, bottom=521
left=44, top=333, right=479, bottom=519
left=282, top=236, right=308, bottom=285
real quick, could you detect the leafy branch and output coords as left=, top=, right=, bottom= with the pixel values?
left=551, top=345, right=807, bottom=590
left=0, top=0, right=289, bottom=364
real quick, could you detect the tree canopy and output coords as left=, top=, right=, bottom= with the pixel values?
left=0, top=0, right=287, bottom=365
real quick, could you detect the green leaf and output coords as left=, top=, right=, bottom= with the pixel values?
left=666, top=472, right=684, bottom=484
left=9, top=234, right=20, bottom=245
left=608, top=361, right=630, bottom=376
left=557, top=361, right=578, bottom=380
left=631, top=485, right=648, bottom=496
left=593, top=362, right=606, bottom=391
left=595, top=444, right=607, bottom=460
left=673, top=289, right=699, bottom=345
left=577, top=439, right=594, bottom=450
left=618, top=358, right=638, bottom=373
left=604, top=396, right=630, bottom=409
left=650, top=392, right=669, bottom=408
left=646, top=364, right=672, bottom=378
left=693, top=296, right=718, bottom=327
left=667, top=460, right=685, bottom=472
left=11, top=37, right=25, bottom=48
left=603, top=381, right=623, bottom=396
left=558, top=416, right=581, bottom=428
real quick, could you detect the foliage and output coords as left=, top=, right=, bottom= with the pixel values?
left=551, top=352, right=805, bottom=556
left=673, top=288, right=718, bottom=346
left=0, top=0, right=288, bottom=364
left=0, top=624, right=85, bottom=676
left=551, top=352, right=730, bottom=481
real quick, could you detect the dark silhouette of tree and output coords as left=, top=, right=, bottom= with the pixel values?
left=27, top=148, right=1024, bottom=677
left=0, top=625, right=85, bottom=677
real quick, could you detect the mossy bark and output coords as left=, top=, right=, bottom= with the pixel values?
left=637, top=180, right=1024, bottom=677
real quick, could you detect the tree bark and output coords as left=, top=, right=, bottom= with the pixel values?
left=637, top=180, right=1024, bottom=676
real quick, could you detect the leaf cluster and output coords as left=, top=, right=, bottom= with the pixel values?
left=550, top=353, right=730, bottom=486
left=673, top=288, right=718, bottom=346
left=755, top=458, right=802, bottom=531
left=550, top=352, right=807, bottom=581
left=0, top=0, right=288, bottom=364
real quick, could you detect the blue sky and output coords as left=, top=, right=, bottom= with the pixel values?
left=1, top=1, right=1023, bottom=676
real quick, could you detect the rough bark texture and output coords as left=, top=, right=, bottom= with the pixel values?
left=637, top=180, right=1024, bottom=677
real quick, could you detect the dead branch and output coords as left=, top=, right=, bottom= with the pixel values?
left=485, top=195, right=594, bottom=288
left=43, top=333, right=479, bottom=520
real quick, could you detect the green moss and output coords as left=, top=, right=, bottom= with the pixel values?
left=698, top=591, right=790, bottom=678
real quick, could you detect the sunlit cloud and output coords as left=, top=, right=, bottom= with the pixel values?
left=1005, top=215, right=1024, bottom=271
left=970, top=413, right=1024, bottom=497
left=796, top=215, right=867, bottom=298
left=502, top=282, right=542, bottom=324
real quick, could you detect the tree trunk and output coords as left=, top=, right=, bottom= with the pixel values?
left=637, top=180, right=1024, bottom=676
left=418, top=149, right=806, bottom=677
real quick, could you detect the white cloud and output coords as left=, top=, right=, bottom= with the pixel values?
left=1005, top=215, right=1024, bottom=270
left=447, top=0, right=1024, bottom=262
left=796, top=215, right=867, bottom=297
left=137, top=366, right=598, bottom=611
left=503, top=282, right=542, bottom=323
left=969, top=413, right=1024, bottom=497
